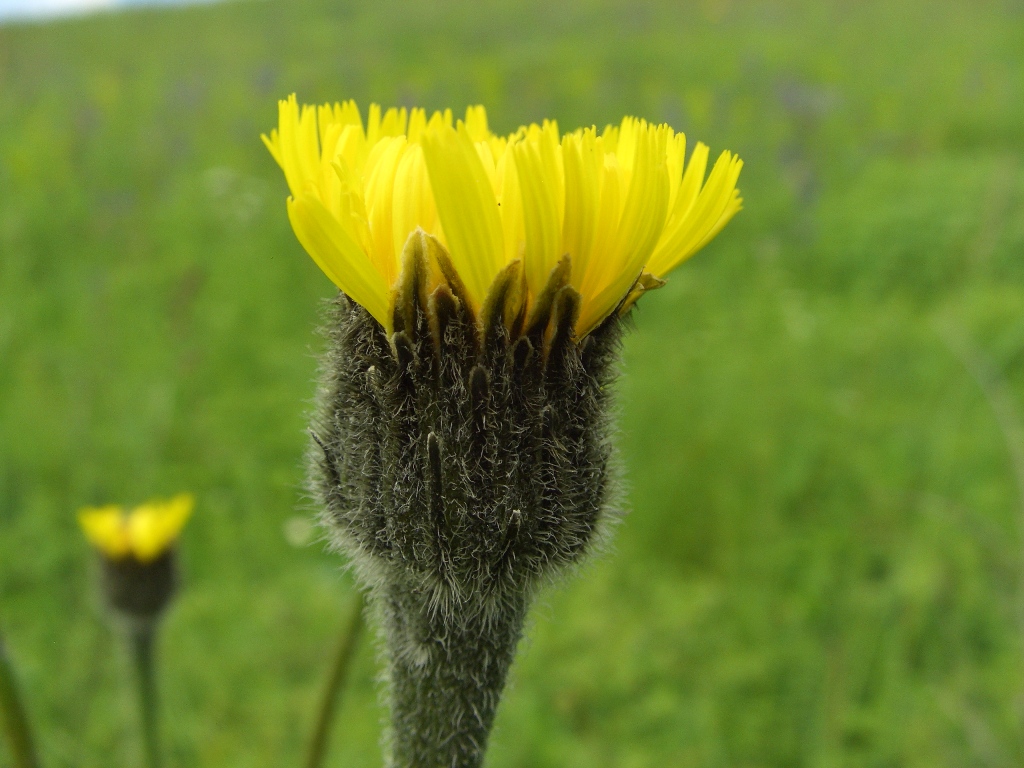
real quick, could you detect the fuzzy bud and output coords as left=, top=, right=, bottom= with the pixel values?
left=311, top=233, right=624, bottom=767
left=78, top=494, right=192, bottom=628
left=100, top=550, right=179, bottom=623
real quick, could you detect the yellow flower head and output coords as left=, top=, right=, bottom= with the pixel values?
left=263, top=96, right=742, bottom=337
left=78, top=493, right=194, bottom=564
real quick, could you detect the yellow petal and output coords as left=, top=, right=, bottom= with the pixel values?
left=421, top=122, right=505, bottom=307
left=464, top=105, right=490, bottom=142
left=407, top=108, right=428, bottom=143
left=562, top=129, right=600, bottom=292
left=365, top=103, right=382, bottom=146
left=129, top=493, right=194, bottom=563
left=363, top=136, right=408, bottom=285
left=379, top=106, right=408, bottom=139
left=671, top=142, right=710, bottom=222
left=287, top=195, right=392, bottom=329
left=664, top=130, right=687, bottom=208
left=578, top=125, right=669, bottom=334
left=692, top=184, right=744, bottom=254
left=392, top=143, right=439, bottom=259
left=647, top=150, right=742, bottom=277
left=274, top=95, right=321, bottom=199
left=78, top=505, right=130, bottom=559
left=579, top=151, right=623, bottom=301
left=495, top=139, right=525, bottom=267
left=514, top=138, right=563, bottom=300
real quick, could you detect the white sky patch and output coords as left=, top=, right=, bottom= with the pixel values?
left=0, top=0, right=221, bottom=21
left=0, top=0, right=117, bottom=19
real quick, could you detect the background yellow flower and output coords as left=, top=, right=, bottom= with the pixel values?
left=78, top=494, right=194, bottom=563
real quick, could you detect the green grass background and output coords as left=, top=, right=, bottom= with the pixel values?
left=2, top=0, right=1024, bottom=765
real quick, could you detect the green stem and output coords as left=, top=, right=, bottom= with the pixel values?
left=0, top=629, right=40, bottom=768
left=129, top=622, right=161, bottom=768
left=305, top=592, right=365, bottom=768
left=384, top=581, right=528, bottom=768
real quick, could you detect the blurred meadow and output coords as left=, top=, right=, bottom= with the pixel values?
left=2, top=0, right=1024, bottom=765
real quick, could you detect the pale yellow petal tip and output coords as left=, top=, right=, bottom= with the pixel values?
left=78, top=494, right=194, bottom=563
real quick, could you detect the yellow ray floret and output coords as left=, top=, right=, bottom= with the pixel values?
left=264, top=95, right=743, bottom=337
left=78, top=493, right=194, bottom=563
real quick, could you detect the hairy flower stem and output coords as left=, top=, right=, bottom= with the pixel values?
left=383, top=580, right=528, bottom=768
left=129, top=623, right=161, bottom=768
left=0, top=629, right=40, bottom=768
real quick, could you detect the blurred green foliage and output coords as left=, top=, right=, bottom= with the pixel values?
left=1, top=0, right=1024, bottom=765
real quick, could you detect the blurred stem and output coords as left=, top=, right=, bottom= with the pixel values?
left=129, top=622, right=161, bottom=768
left=939, top=323, right=1024, bottom=715
left=0, top=628, right=40, bottom=768
left=305, top=592, right=365, bottom=768
left=939, top=327, right=1024, bottom=557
